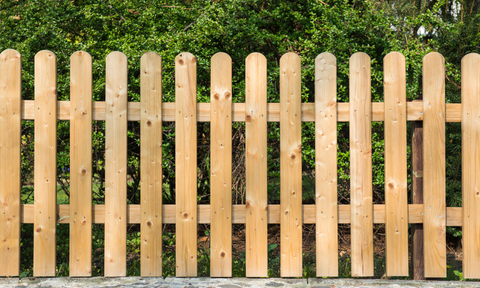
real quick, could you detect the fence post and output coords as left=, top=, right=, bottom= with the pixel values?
left=411, top=100, right=425, bottom=280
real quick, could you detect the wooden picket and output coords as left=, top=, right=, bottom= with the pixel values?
left=245, top=52, right=268, bottom=277
left=384, top=52, right=408, bottom=276
left=69, top=51, right=93, bottom=277
left=423, top=52, right=446, bottom=278
left=315, top=52, right=338, bottom=277
left=0, top=49, right=22, bottom=276
left=33, top=50, right=57, bottom=277
left=210, top=52, right=233, bottom=277
left=104, top=52, right=128, bottom=277
left=461, top=53, right=480, bottom=279
left=2, top=48, right=480, bottom=280
left=140, top=52, right=163, bottom=277
left=280, top=52, right=303, bottom=277
left=349, top=52, right=373, bottom=277
left=175, top=52, right=198, bottom=277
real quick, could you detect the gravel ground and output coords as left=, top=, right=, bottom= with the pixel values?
left=0, top=278, right=479, bottom=288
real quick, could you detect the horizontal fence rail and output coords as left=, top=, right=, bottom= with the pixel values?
left=0, top=49, right=477, bottom=279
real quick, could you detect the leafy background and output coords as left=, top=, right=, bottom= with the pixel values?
left=0, top=0, right=477, bottom=278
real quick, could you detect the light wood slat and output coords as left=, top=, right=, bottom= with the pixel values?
left=210, top=52, right=232, bottom=277
left=0, top=49, right=22, bottom=276
left=140, top=52, right=163, bottom=277
left=279, top=53, right=302, bottom=277
left=175, top=52, right=198, bottom=277
left=104, top=52, right=128, bottom=277
left=33, top=50, right=57, bottom=277
left=461, top=53, right=480, bottom=279
left=315, top=52, right=338, bottom=277
left=423, top=52, right=446, bottom=278
left=20, top=204, right=463, bottom=225
left=69, top=51, right=93, bottom=277
left=20, top=100, right=463, bottom=122
left=350, top=52, right=373, bottom=277
left=384, top=52, right=408, bottom=276
left=245, top=53, right=268, bottom=277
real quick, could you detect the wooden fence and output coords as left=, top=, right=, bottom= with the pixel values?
left=0, top=49, right=478, bottom=279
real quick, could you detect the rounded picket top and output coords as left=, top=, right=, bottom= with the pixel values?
left=423, top=51, right=444, bottom=65
left=70, top=50, right=91, bottom=62
left=0, top=49, right=21, bottom=61
left=280, top=52, right=300, bottom=63
left=350, top=51, right=370, bottom=62
left=35, top=50, right=56, bottom=61
left=211, top=52, right=232, bottom=103
left=175, top=52, right=196, bottom=66
left=246, top=52, right=267, bottom=65
left=211, top=52, right=231, bottom=65
left=106, top=51, right=127, bottom=63
left=462, top=53, right=480, bottom=65
left=140, top=52, right=162, bottom=84
left=140, top=51, right=161, bottom=63
left=384, top=51, right=405, bottom=62
left=315, top=52, right=336, bottom=64
left=315, top=52, right=336, bottom=83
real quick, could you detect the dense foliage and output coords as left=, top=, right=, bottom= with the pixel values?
left=1, top=0, right=478, bottom=277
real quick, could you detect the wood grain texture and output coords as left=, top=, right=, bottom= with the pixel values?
left=104, top=52, right=128, bottom=277
left=0, top=49, right=22, bottom=276
left=280, top=53, right=302, bottom=277
left=140, top=52, right=163, bottom=277
left=245, top=53, right=268, bottom=277
left=423, top=52, right=446, bottom=278
left=315, top=52, right=338, bottom=277
left=384, top=52, right=408, bottom=276
left=69, top=51, right=93, bottom=277
left=349, top=52, right=373, bottom=277
left=33, top=50, right=57, bottom=277
left=19, top=100, right=462, bottom=122
left=175, top=52, right=197, bottom=277
left=210, top=52, right=232, bottom=277
left=20, top=203, right=462, bottom=225
left=461, top=53, right=480, bottom=279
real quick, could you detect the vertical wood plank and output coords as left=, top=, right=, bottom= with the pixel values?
left=33, top=50, right=57, bottom=277
left=140, top=52, right=163, bottom=277
left=0, top=49, right=22, bottom=276
left=280, top=52, right=302, bottom=277
left=175, top=52, right=197, bottom=277
left=69, top=51, right=93, bottom=277
left=105, top=52, right=128, bottom=277
left=423, top=52, right=446, bottom=278
left=210, top=52, right=232, bottom=277
left=349, top=52, right=373, bottom=277
left=245, top=52, right=268, bottom=277
left=384, top=52, right=408, bottom=276
left=315, top=52, right=338, bottom=277
left=461, top=53, right=480, bottom=279
left=411, top=115, right=425, bottom=280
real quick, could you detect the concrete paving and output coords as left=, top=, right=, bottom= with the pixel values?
left=0, top=277, right=479, bottom=287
